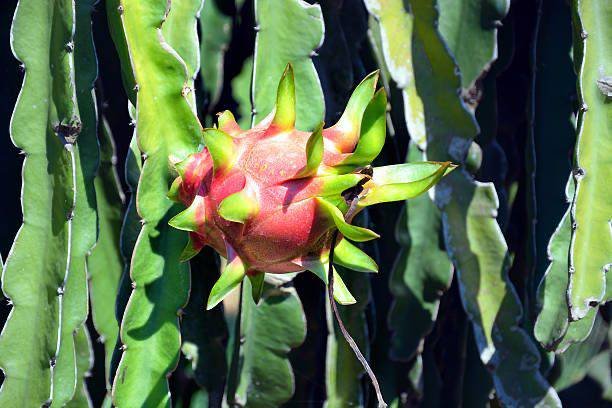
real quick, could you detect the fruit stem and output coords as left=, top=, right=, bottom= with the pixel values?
left=327, top=230, right=387, bottom=408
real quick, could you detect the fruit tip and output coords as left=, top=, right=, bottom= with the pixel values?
left=373, top=87, right=387, bottom=99
left=365, top=69, right=380, bottom=86
left=205, top=298, right=219, bottom=310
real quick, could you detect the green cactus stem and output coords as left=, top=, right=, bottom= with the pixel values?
left=252, top=0, right=325, bottom=130
left=87, top=118, right=124, bottom=398
left=0, top=0, right=81, bottom=405
left=199, top=0, right=233, bottom=119
left=567, top=0, right=612, bottom=320
left=410, top=0, right=560, bottom=405
left=437, top=0, right=510, bottom=92
left=108, top=132, right=141, bottom=388
left=111, top=0, right=203, bottom=405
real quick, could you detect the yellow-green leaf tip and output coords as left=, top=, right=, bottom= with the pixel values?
left=248, top=273, right=265, bottom=304
left=168, top=196, right=204, bottom=232
left=207, top=254, right=247, bottom=310
left=317, top=197, right=379, bottom=242
left=296, top=121, right=324, bottom=178
left=202, top=128, right=236, bottom=174
left=218, top=189, right=259, bottom=224
left=334, top=239, right=378, bottom=273
left=272, top=63, right=296, bottom=130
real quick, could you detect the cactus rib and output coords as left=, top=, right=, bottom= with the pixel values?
left=410, top=0, right=561, bottom=405
left=111, top=0, right=203, bottom=405
left=87, top=118, right=124, bottom=397
left=567, top=0, right=612, bottom=319
left=252, top=0, right=325, bottom=130
left=0, top=0, right=82, bottom=405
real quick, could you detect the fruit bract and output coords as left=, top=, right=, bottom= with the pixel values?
left=168, top=64, right=455, bottom=309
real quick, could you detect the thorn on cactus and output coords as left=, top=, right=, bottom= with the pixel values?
left=181, top=86, right=192, bottom=97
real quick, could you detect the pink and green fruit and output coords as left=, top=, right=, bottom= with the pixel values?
left=168, top=64, right=455, bottom=309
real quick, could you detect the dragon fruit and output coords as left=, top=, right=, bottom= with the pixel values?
left=168, top=64, right=454, bottom=309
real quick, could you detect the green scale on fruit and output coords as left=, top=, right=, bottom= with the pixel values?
left=168, top=64, right=455, bottom=309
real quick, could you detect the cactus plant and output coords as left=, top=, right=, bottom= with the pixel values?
left=110, top=0, right=203, bottom=405
left=567, top=0, right=612, bottom=319
left=409, top=0, right=560, bottom=405
left=0, top=0, right=86, bottom=405
left=87, top=118, right=124, bottom=401
left=0, top=0, right=610, bottom=406
left=365, top=0, right=453, bottom=365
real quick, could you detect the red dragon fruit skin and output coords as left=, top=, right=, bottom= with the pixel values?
left=168, top=64, right=455, bottom=309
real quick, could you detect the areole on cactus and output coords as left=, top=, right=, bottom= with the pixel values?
left=168, top=64, right=455, bottom=310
